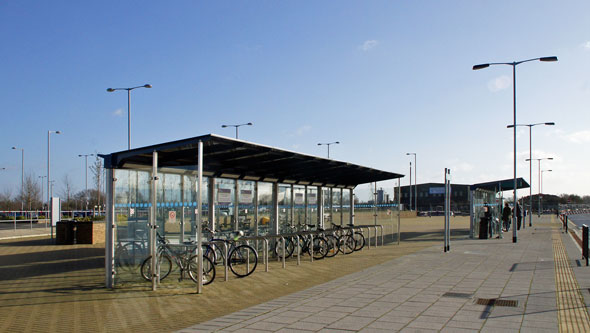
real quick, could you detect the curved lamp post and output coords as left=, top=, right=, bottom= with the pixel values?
left=406, top=153, right=417, bottom=212
left=317, top=141, right=340, bottom=158
left=526, top=157, right=553, bottom=217
left=473, top=56, right=557, bottom=243
left=107, top=84, right=152, bottom=150
left=541, top=169, right=552, bottom=215
left=507, top=122, right=555, bottom=226
left=221, top=122, right=253, bottom=139
left=11, top=147, right=24, bottom=211
left=48, top=130, right=61, bottom=240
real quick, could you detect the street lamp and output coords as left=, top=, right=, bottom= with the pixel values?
left=507, top=122, right=555, bottom=227
left=541, top=169, right=552, bottom=215
left=221, top=122, right=253, bottom=139
left=11, top=147, right=24, bottom=211
left=473, top=56, right=557, bottom=243
left=317, top=141, right=340, bottom=158
left=525, top=157, right=553, bottom=217
left=106, top=84, right=152, bottom=150
left=48, top=130, right=61, bottom=241
left=78, top=154, right=94, bottom=212
left=406, top=153, right=417, bottom=212
left=38, top=175, right=47, bottom=210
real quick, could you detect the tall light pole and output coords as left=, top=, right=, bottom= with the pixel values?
left=507, top=122, right=554, bottom=227
left=541, top=169, right=552, bottom=215
left=48, top=130, right=61, bottom=241
left=221, top=122, right=253, bottom=139
left=78, top=154, right=94, bottom=211
left=406, top=153, right=417, bottom=212
left=473, top=56, right=557, bottom=243
left=11, top=147, right=24, bottom=211
left=409, top=162, right=412, bottom=211
left=526, top=157, right=553, bottom=217
left=106, top=84, right=152, bottom=150
left=317, top=141, right=340, bottom=159
left=38, top=175, right=46, bottom=210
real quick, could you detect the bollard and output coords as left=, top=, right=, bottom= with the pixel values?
left=565, top=216, right=569, bottom=233
left=583, top=225, right=589, bottom=267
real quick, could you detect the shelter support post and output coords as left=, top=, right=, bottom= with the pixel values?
left=272, top=183, right=279, bottom=235
left=150, top=151, right=158, bottom=291
left=196, top=140, right=203, bottom=293
left=350, top=189, right=354, bottom=225
left=105, top=168, right=115, bottom=288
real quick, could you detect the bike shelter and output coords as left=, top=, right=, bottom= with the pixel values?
left=469, top=178, right=529, bottom=239
left=101, top=134, right=403, bottom=292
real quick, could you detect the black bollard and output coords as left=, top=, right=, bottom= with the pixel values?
left=583, top=225, right=589, bottom=267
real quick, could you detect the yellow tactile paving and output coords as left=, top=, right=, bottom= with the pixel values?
left=553, top=228, right=590, bottom=332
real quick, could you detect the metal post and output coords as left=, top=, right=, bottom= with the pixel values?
left=150, top=151, right=158, bottom=291
left=397, top=179, right=401, bottom=245
left=350, top=189, right=354, bottom=225
left=105, top=168, right=115, bottom=288
left=409, top=162, right=412, bottom=211
left=197, top=141, right=203, bottom=293
left=374, top=182, right=377, bottom=226
left=444, top=168, right=448, bottom=252
left=47, top=132, right=51, bottom=240
left=529, top=126, right=533, bottom=227
left=583, top=224, right=588, bottom=266
left=512, top=64, right=518, bottom=243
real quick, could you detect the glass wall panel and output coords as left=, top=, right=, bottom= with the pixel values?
left=342, top=189, right=351, bottom=226
left=156, top=173, right=182, bottom=241
left=180, top=175, right=208, bottom=241
left=257, top=182, right=272, bottom=235
left=278, top=184, right=291, bottom=232
left=307, top=187, right=318, bottom=228
left=113, top=169, right=150, bottom=284
left=215, top=178, right=235, bottom=232
left=332, top=188, right=342, bottom=226
left=293, top=185, right=306, bottom=227
left=238, top=180, right=256, bottom=235
left=323, top=187, right=332, bottom=227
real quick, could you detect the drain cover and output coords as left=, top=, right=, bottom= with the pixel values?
left=475, top=298, right=518, bottom=307
left=443, top=292, right=473, bottom=298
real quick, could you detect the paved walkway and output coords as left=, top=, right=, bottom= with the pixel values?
left=181, top=216, right=590, bottom=332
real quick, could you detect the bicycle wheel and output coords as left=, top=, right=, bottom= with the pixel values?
left=228, top=244, right=258, bottom=277
left=187, top=255, right=216, bottom=285
left=340, top=235, right=355, bottom=254
left=140, top=255, right=172, bottom=281
left=202, top=244, right=217, bottom=264
left=353, top=232, right=365, bottom=251
left=274, top=237, right=295, bottom=259
left=116, top=242, right=145, bottom=271
left=324, top=235, right=340, bottom=258
left=308, top=237, right=328, bottom=260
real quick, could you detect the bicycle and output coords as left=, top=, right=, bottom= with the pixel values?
left=333, top=223, right=365, bottom=252
left=140, top=232, right=215, bottom=285
left=203, top=227, right=258, bottom=278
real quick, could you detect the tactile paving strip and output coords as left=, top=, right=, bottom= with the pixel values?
left=553, top=230, right=590, bottom=332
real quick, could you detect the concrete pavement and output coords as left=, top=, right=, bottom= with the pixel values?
left=181, top=215, right=590, bottom=332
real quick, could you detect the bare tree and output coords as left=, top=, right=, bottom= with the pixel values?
left=0, top=188, right=16, bottom=210
left=22, top=173, right=41, bottom=210
left=90, top=155, right=104, bottom=208
left=59, top=174, right=76, bottom=210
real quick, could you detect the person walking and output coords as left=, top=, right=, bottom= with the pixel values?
left=502, top=202, right=511, bottom=232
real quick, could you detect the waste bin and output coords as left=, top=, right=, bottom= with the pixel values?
left=56, top=220, right=75, bottom=244
left=479, top=217, right=489, bottom=239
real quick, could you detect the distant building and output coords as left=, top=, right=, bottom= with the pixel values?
left=377, top=188, right=385, bottom=204
left=395, top=183, right=471, bottom=212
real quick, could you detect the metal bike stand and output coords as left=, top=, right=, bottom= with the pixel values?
left=295, top=234, right=301, bottom=266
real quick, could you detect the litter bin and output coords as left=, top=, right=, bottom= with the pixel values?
left=56, top=220, right=75, bottom=244
left=479, top=217, right=489, bottom=239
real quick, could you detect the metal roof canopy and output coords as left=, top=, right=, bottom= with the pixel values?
left=101, top=134, right=403, bottom=188
left=470, top=177, right=530, bottom=192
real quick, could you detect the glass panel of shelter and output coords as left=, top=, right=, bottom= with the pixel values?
left=307, top=186, right=318, bottom=228
left=293, top=185, right=306, bottom=227
left=215, top=178, right=235, bottom=233
left=257, top=182, right=272, bottom=236
left=332, top=188, right=342, bottom=226
left=237, top=180, right=255, bottom=234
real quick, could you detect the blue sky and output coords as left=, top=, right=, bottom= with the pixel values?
left=1, top=1, right=589, bottom=202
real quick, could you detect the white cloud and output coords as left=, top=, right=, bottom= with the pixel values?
left=360, top=40, right=379, bottom=51
left=295, top=125, right=311, bottom=136
left=487, top=75, right=511, bottom=92
left=581, top=41, right=590, bottom=50
left=566, top=130, right=590, bottom=143
left=112, top=108, right=123, bottom=117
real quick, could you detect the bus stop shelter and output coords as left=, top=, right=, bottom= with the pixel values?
left=469, top=177, right=530, bottom=239
left=100, top=134, right=403, bottom=290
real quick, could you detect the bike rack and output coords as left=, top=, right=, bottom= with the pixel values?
left=204, top=240, right=230, bottom=282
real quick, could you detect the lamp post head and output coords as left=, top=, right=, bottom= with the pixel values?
left=473, top=63, right=490, bottom=70
left=547, top=157, right=553, bottom=160
left=55, top=131, right=61, bottom=134
left=11, top=147, right=16, bottom=150
left=221, top=125, right=228, bottom=128
left=545, top=122, right=555, bottom=126
left=335, top=141, right=340, bottom=144
left=539, top=56, right=558, bottom=62
left=247, top=122, right=253, bottom=126
left=106, top=88, right=115, bottom=92
left=143, top=84, right=152, bottom=88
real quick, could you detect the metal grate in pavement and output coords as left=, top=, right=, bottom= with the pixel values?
left=475, top=298, right=518, bottom=307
